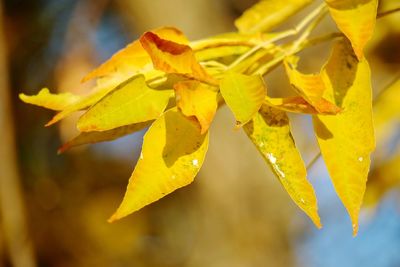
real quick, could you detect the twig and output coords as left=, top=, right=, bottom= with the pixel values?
left=377, top=7, right=400, bottom=19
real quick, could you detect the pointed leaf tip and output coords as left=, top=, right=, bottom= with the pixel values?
left=110, top=109, right=209, bottom=221
left=326, top=0, right=378, bottom=60
left=244, top=105, right=321, bottom=228
left=313, top=39, right=375, bottom=233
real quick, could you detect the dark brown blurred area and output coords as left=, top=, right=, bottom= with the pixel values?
left=0, top=1, right=399, bottom=267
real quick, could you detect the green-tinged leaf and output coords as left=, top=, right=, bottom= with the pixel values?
left=235, top=0, right=312, bottom=34
left=220, top=72, right=265, bottom=126
left=109, top=109, right=209, bottom=222
left=140, top=31, right=217, bottom=85
left=326, top=0, right=378, bottom=60
left=244, top=105, right=321, bottom=227
left=313, top=39, right=375, bottom=235
left=174, top=81, right=218, bottom=134
left=46, top=76, right=132, bottom=126
left=284, top=56, right=342, bottom=114
left=58, top=121, right=151, bottom=154
left=19, top=88, right=80, bottom=111
left=78, top=75, right=173, bottom=132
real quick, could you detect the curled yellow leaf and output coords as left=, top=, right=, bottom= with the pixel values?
left=109, top=109, right=209, bottom=222
left=83, top=27, right=188, bottom=82
left=326, top=0, right=378, bottom=59
left=140, top=31, right=217, bottom=85
left=313, top=39, right=375, bottom=235
left=174, top=80, right=218, bottom=134
left=284, top=56, right=342, bottom=115
left=19, top=88, right=80, bottom=111
left=244, top=105, right=321, bottom=227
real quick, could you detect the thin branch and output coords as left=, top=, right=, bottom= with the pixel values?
left=228, top=3, right=327, bottom=69
left=377, top=7, right=400, bottom=19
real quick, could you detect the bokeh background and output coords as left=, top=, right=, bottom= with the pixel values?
left=0, top=0, right=399, bottom=266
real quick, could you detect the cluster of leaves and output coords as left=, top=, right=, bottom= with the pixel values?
left=21, top=0, right=384, bottom=235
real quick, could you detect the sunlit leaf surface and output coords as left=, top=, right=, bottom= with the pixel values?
left=244, top=105, right=321, bottom=227
left=174, top=80, right=218, bottom=134
left=109, top=109, right=209, bottom=222
left=77, top=75, right=172, bottom=132
left=284, top=56, right=341, bottom=115
left=220, top=72, right=265, bottom=126
left=235, top=0, right=312, bottom=34
left=83, top=27, right=188, bottom=82
left=140, top=31, right=216, bottom=85
left=313, top=39, right=375, bottom=235
left=19, top=88, right=80, bottom=111
left=326, top=0, right=378, bottom=59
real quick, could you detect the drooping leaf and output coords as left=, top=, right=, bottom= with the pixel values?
left=58, top=121, right=151, bottom=154
left=326, top=0, right=378, bottom=60
left=19, top=88, right=80, bottom=111
left=235, top=0, right=312, bottom=34
left=77, top=75, right=173, bottom=132
left=284, top=56, right=342, bottom=114
left=109, top=109, right=209, bottom=222
left=140, top=31, right=217, bottom=85
left=244, top=105, right=321, bottom=227
left=83, top=27, right=188, bottom=82
left=220, top=72, right=265, bottom=126
left=174, top=80, right=218, bottom=134
left=313, top=39, right=375, bottom=235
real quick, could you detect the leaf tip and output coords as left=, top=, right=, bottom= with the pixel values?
left=352, top=222, right=359, bottom=237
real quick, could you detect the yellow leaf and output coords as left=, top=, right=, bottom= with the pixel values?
left=326, top=0, right=378, bottom=60
left=174, top=81, right=218, bottom=134
left=109, top=109, right=209, bottom=222
left=58, top=121, right=151, bottom=154
left=235, top=0, right=312, bottom=34
left=313, top=39, right=375, bottom=235
left=265, top=96, right=320, bottom=114
left=284, top=56, right=342, bottom=114
left=45, top=82, right=115, bottom=126
left=220, top=72, right=265, bottom=126
left=77, top=75, right=173, bottom=132
left=140, top=31, right=217, bottom=85
left=244, top=105, right=321, bottom=227
left=83, top=27, right=188, bottom=82
left=19, top=88, right=80, bottom=111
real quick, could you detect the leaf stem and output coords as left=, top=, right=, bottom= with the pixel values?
left=228, top=3, right=327, bottom=70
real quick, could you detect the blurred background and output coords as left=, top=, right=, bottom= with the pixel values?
left=0, top=0, right=399, bottom=266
